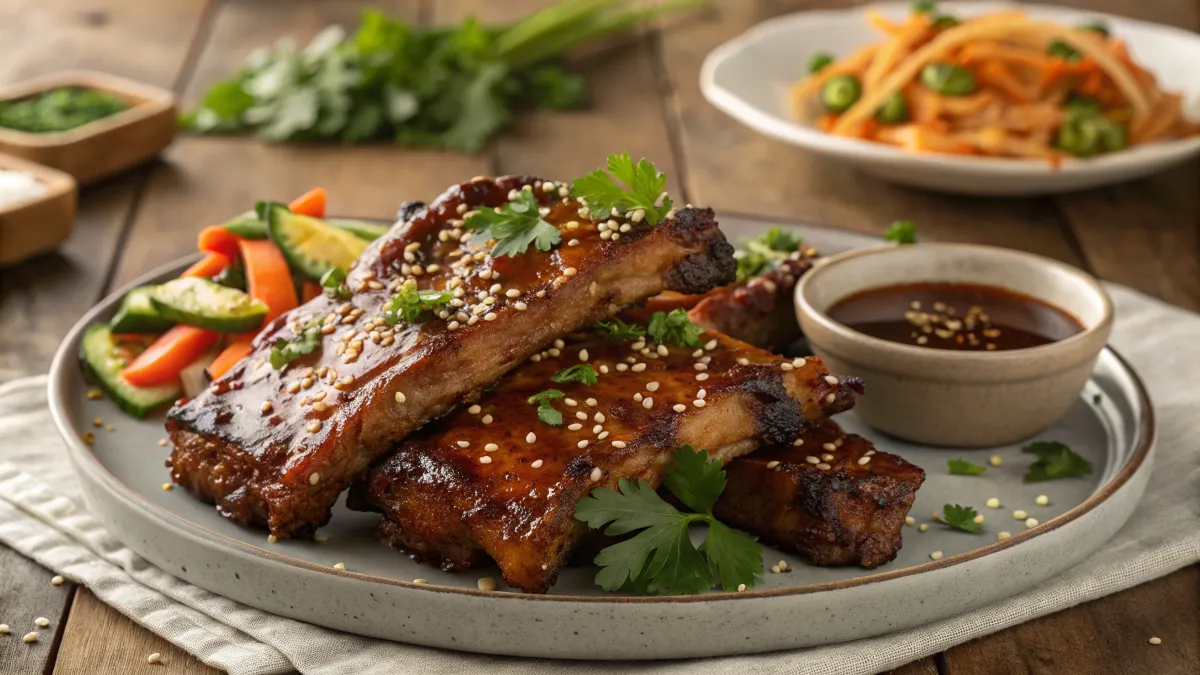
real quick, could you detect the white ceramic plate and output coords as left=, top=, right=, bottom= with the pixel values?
left=701, top=1, right=1200, bottom=195
left=48, top=217, right=1155, bottom=659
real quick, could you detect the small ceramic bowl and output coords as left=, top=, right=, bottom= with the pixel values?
left=795, top=243, right=1113, bottom=447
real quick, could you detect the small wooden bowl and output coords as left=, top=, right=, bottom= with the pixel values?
left=0, top=153, right=77, bottom=265
left=0, top=71, right=177, bottom=185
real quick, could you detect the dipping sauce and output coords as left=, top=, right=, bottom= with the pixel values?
left=828, top=282, right=1083, bottom=351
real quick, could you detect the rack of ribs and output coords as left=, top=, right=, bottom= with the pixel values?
left=165, top=175, right=737, bottom=538
left=358, top=329, right=862, bottom=593
left=713, top=420, right=925, bottom=568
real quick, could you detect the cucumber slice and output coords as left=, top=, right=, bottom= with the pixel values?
left=150, top=277, right=268, bottom=333
left=223, top=211, right=267, bottom=239
left=110, top=286, right=174, bottom=334
left=328, top=218, right=390, bottom=241
left=79, top=324, right=181, bottom=418
left=265, top=203, right=369, bottom=280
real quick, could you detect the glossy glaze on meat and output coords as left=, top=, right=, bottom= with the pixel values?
left=360, top=329, right=862, bottom=593
left=714, top=420, right=925, bottom=568
left=623, top=247, right=817, bottom=352
left=166, top=175, right=736, bottom=538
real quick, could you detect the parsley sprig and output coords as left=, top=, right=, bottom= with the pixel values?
left=270, top=315, right=325, bottom=369
left=551, top=363, right=599, bottom=386
left=572, top=153, right=673, bottom=225
left=319, top=268, right=351, bottom=299
left=1022, top=441, right=1093, bottom=482
left=948, top=459, right=987, bottom=476
left=595, top=317, right=646, bottom=341
left=383, top=282, right=453, bottom=325
left=528, top=388, right=565, bottom=426
left=575, top=446, right=763, bottom=595
left=735, top=226, right=803, bottom=281
left=464, top=189, right=561, bottom=258
left=647, top=308, right=702, bottom=348
left=940, top=504, right=982, bottom=533
left=885, top=219, right=917, bottom=243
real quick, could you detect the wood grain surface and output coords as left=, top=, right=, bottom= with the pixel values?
left=0, top=1, right=1196, bottom=674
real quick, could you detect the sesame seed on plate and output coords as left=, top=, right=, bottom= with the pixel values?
left=162, top=483, right=173, bottom=491
left=267, top=535, right=278, bottom=544
left=1149, top=637, right=1162, bottom=645
left=767, top=461, right=781, bottom=469
left=770, top=565, right=780, bottom=574
left=147, top=653, right=162, bottom=664
left=1013, top=510, right=1028, bottom=520
left=1025, top=517, right=1039, bottom=529
left=532, top=459, right=543, bottom=468
left=973, top=514, right=985, bottom=524
left=34, top=617, right=49, bottom=627
left=919, top=523, right=930, bottom=532
left=23, top=632, right=37, bottom=643
left=612, top=441, right=627, bottom=448
left=673, top=404, right=686, bottom=412
left=413, top=578, right=428, bottom=584
left=526, top=432, right=537, bottom=443
left=929, top=550, right=943, bottom=561
left=737, top=584, right=746, bottom=592
left=987, top=498, right=1001, bottom=509
left=905, top=516, right=915, bottom=526
left=1035, top=495, right=1049, bottom=506
left=989, top=455, right=1003, bottom=467
left=51, top=575, right=64, bottom=586
left=590, top=467, right=602, bottom=481
left=997, top=531, right=1011, bottom=541
left=157, top=438, right=168, bottom=447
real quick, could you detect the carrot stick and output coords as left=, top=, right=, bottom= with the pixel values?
left=180, top=251, right=231, bottom=279
left=121, top=326, right=220, bottom=387
left=301, top=281, right=322, bottom=303
left=238, top=238, right=298, bottom=323
left=209, top=338, right=254, bottom=380
left=197, top=225, right=242, bottom=258
left=288, top=188, right=326, bottom=218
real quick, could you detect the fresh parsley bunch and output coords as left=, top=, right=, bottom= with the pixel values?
left=182, top=2, right=706, bottom=152
left=575, top=446, right=763, bottom=595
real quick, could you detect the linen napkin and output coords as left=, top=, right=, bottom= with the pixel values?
left=1, top=282, right=1198, bottom=675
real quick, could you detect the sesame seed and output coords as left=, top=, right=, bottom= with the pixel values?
left=616, top=363, right=628, bottom=372
left=576, top=411, right=588, bottom=420
left=34, top=617, right=49, bottom=627
left=567, top=239, right=580, bottom=247
left=631, top=363, right=646, bottom=372
left=646, top=381, right=660, bottom=392
left=817, top=462, right=831, bottom=470
left=805, top=456, right=819, bottom=464
left=578, top=440, right=589, bottom=449
left=656, top=344, right=668, bottom=356
left=267, top=535, right=278, bottom=544
left=973, top=514, right=985, bottom=524
left=468, top=404, right=481, bottom=414
left=484, top=312, right=498, bottom=321
left=306, top=420, right=322, bottom=433
left=563, top=267, right=577, bottom=277
left=568, top=423, right=583, bottom=431
left=86, top=389, right=103, bottom=400
left=696, top=373, right=709, bottom=381
left=481, top=414, right=494, bottom=424
left=1149, top=637, right=1162, bottom=645
left=260, top=401, right=273, bottom=414
left=51, top=575, right=64, bottom=586
left=156, top=438, right=167, bottom=448
left=148, top=653, right=162, bottom=665
left=413, top=578, right=428, bottom=584
left=824, top=393, right=836, bottom=403
left=821, top=454, right=834, bottom=462
left=643, top=397, right=654, bottom=409
left=395, top=392, right=407, bottom=403
left=162, top=483, right=172, bottom=491
left=314, top=535, right=328, bottom=543
left=479, top=456, right=492, bottom=464
left=737, top=583, right=746, bottom=592
left=515, top=301, right=528, bottom=311
left=594, top=412, right=605, bottom=423
left=333, top=562, right=346, bottom=570
left=673, top=404, right=686, bottom=412
left=767, top=460, right=781, bottom=469
left=989, top=455, right=1003, bottom=467
left=929, top=550, right=944, bottom=561
left=693, top=399, right=706, bottom=408
left=579, top=349, right=589, bottom=361
left=857, top=456, right=871, bottom=465
left=1025, top=517, right=1039, bottom=528
left=779, top=560, right=788, bottom=571
left=505, top=289, right=520, bottom=298
left=905, top=516, right=916, bottom=526
left=697, top=389, right=707, bottom=399
left=704, top=339, right=718, bottom=350
left=590, top=467, right=602, bottom=481
left=484, top=443, right=498, bottom=452
left=736, top=357, right=750, bottom=366
left=693, top=363, right=708, bottom=372
left=780, top=363, right=794, bottom=371
left=598, top=431, right=609, bottom=439
left=823, top=442, right=837, bottom=451
left=612, top=441, right=626, bottom=448
left=23, top=632, right=37, bottom=643
left=1035, top=495, right=1049, bottom=506
left=448, top=320, right=460, bottom=330
left=793, top=438, right=805, bottom=447
left=919, top=523, right=930, bottom=532
left=526, top=432, right=537, bottom=443
left=565, top=398, right=578, bottom=406
left=457, top=440, right=470, bottom=448
left=309, top=473, right=321, bottom=485
left=477, top=576, right=498, bottom=591
left=987, top=498, right=1001, bottom=509
left=770, top=565, right=780, bottom=574
left=1013, top=510, right=1028, bottom=520
left=998, top=531, right=1011, bottom=541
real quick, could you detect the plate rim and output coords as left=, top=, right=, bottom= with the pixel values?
left=699, top=0, right=1200, bottom=176
left=47, top=223, right=1156, bottom=605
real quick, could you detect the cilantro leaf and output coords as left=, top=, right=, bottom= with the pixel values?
left=595, top=317, right=646, bottom=341
left=735, top=226, right=803, bottom=281
left=572, top=153, right=673, bottom=225
left=574, top=447, right=763, bottom=595
left=941, top=504, right=982, bottom=533
left=663, top=446, right=726, bottom=515
left=1022, top=441, right=1093, bottom=482
left=885, top=220, right=917, bottom=243
left=382, top=283, right=453, bottom=325
left=1093, top=393, right=1103, bottom=405
left=269, top=315, right=325, bottom=369
left=464, top=189, right=561, bottom=258
left=319, top=267, right=351, bottom=299
left=551, top=363, right=599, bottom=386
left=647, top=308, right=702, bottom=348
left=528, top=388, right=564, bottom=426
left=948, top=459, right=987, bottom=476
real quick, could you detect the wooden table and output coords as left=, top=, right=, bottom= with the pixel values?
left=0, top=0, right=1196, bottom=673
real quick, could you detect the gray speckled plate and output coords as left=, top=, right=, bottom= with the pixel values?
left=47, top=216, right=1154, bottom=660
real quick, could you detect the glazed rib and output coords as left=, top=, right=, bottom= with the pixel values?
left=714, top=420, right=925, bottom=568
left=165, top=175, right=736, bottom=538
left=360, top=330, right=862, bottom=593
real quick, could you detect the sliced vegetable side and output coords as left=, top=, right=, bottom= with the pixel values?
left=265, top=203, right=369, bottom=280
left=80, top=325, right=182, bottom=418
left=109, top=286, right=174, bottom=334
left=150, top=277, right=269, bottom=334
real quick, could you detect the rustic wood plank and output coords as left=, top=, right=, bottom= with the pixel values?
left=883, top=656, right=939, bottom=675
left=110, top=0, right=490, bottom=288
left=0, top=558, right=74, bottom=674
left=653, top=0, right=1082, bottom=263
left=52, top=589, right=221, bottom=675
left=942, top=566, right=1200, bottom=675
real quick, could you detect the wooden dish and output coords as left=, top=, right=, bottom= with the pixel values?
left=0, top=153, right=77, bottom=265
left=0, top=70, right=177, bottom=185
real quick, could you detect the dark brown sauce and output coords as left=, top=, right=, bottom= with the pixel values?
left=828, top=282, right=1083, bottom=352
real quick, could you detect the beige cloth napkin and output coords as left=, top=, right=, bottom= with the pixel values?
left=1, top=282, right=1198, bottom=675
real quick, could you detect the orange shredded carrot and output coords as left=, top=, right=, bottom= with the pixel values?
left=180, top=251, right=231, bottom=279
left=209, top=338, right=254, bottom=380
left=288, top=188, right=326, bottom=219
left=197, top=225, right=241, bottom=258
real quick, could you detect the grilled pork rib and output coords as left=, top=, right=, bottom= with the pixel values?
left=360, top=331, right=862, bottom=593
left=714, top=420, right=925, bottom=568
left=166, top=176, right=736, bottom=538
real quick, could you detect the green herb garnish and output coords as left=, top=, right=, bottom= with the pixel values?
left=464, top=189, right=561, bottom=258
left=885, top=219, right=917, bottom=243
left=269, top=315, right=325, bottom=369
left=1056, top=105, right=1127, bottom=157
left=551, top=363, right=599, bottom=386
left=647, top=308, right=702, bottom=348
left=948, top=459, right=987, bottom=476
left=382, top=282, right=453, bottom=325
left=572, top=153, right=673, bottom=225
left=596, top=317, right=646, bottom=341
left=808, top=52, right=835, bottom=74
left=1078, top=20, right=1110, bottom=37
left=528, top=388, right=565, bottom=426
left=181, top=3, right=707, bottom=152
left=575, top=446, right=763, bottom=594
left=320, top=267, right=352, bottom=299
left=735, top=226, right=803, bottom=281
left=1022, top=441, right=1093, bottom=482
left=931, top=14, right=960, bottom=28
left=0, top=87, right=127, bottom=134
left=940, top=504, right=982, bottom=533
left=1093, top=393, right=1103, bottom=405
left=911, top=0, right=936, bottom=14
left=1048, top=40, right=1081, bottom=61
